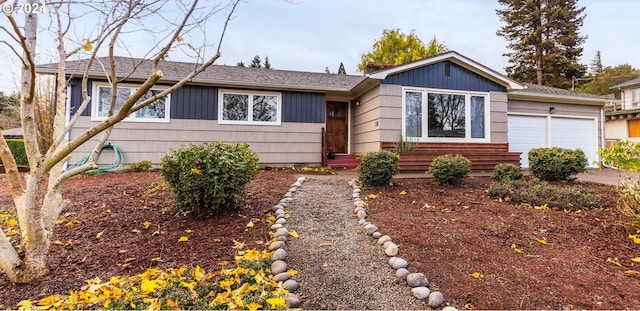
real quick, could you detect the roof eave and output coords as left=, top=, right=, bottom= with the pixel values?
left=508, top=91, right=618, bottom=106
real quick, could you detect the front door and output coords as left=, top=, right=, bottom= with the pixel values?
left=326, top=102, right=348, bottom=153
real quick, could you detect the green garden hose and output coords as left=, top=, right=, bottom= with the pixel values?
left=67, top=143, right=123, bottom=173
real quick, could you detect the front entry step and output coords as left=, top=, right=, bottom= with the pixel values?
left=327, top=154, right=359, bottom=169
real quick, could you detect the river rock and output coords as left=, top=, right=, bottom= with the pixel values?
left=297, top=176, right=306, bottom=183
left=364, top=224, right=378, bottom=235
left=285, top=293, right=301, bottom=308
left=276, top=218, right=287, bottom=225
left=357, top=210, right=367, bottom=220
left=428, top=291, right=445, bottom=308
left=358, top=219, right=366, bottom=225
left=395, top=268, right=409, bottom=279
left=412, top=287, right=431, bottom=300
left=274, top=209, right=285, bottom=216
left=273, top=272, right=291, bottom=282
left=354, top=206, right=365, bottom=213
left=389, top=257, right=408, bottom=269
left=385, top=243, right=399, bottom=256
left=407, top=273, right=429, bottom=287
left=268, top=241, right=285, bottom=250
left=378, top=235, right=392, bottom=245
left=383, top=241, right=393, bottom=249
left=271, top=260, right=288, bottom=275
left=271, top=224, right=283, bottom=230
left=283, top=279, right=299, bottom=291
left=288, top=187, right=297, bottom=193
left=274, top=228, right=289, bottom=237
left=272, top=205, right=284, bottom=212
left=442, top=306, right=458, bottom=311
left=372, top=232, right=382, bottom=239
left=353, top=188, right=361, bottom=193
left=284, top=192, right=293, bottom=198
left=271, top=248, right=287, bottom=261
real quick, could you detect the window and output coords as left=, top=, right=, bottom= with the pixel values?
left=632, top=89, right=640, bottom=107
left=219, top=90, right=281, bottom=125
left=92, top=83, right=169, bottom=122
left=403, top=88, right=489, bottom=141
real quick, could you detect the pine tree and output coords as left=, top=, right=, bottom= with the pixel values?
left=496, top=0, right=587, bottom=89
left=590, top=51, right=603, bottom=74
left=337, top=62, right=346, bottom=74
left=264, top=56, right=272, bottom=69
left=250, top=55, right=262, bottom=68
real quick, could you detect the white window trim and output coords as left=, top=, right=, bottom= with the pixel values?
left=91, top=82, right=170, bottom=123
left=218, top=89, right=282, bottom=126
left=402, top=87, right=491, bottom=143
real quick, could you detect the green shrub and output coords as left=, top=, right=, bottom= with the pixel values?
left=130, top=160, right=152, bottom=172
left=598, top=140, right=640, bottom=171
left=356, top=150, right=399, bottom=187
left=160, top=142, right=259, bottom=215
left=491, top=163, right=523, bottom=181
left=528, top=147, right=587, bottom=181
left=487, top=179, right=604, bottom=211
left=5, top=139, right=27, bottom=166
left=428, top=154, right=471, bottom=185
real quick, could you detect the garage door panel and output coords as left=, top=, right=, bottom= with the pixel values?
left=508, top=115, right=597, bottom=168
left=507, top=115, right=547, bottom=167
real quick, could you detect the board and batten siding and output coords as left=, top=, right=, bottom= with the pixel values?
left=69, top=78, right=326, bottom=123
left=507, top=100, right=603, bottom=148
left=381, top=61, right=507, bottom=93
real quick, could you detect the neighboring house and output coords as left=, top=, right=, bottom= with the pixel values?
left=605, top=77, right=640, bottom=144
left=1, top=127, right=23, bottom=139
left=36, top=51, right=612, bottom=169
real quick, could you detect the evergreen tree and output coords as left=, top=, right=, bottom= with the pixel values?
left=358, top=29, right=447, bottom=73
left=590, top=51, right=603, bottom=74
left=250, top=55, right=262, bottom=68
left=338, top=62, right=346, bottom=74
left=264, top=56, right=272, bottom=69
left=236, top=61, right=245, bottom=67
left=496, top=0, right=587, bottom=89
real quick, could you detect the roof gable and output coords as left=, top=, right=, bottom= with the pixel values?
left=611, top=77, right=640, bottom=90
left=366, top=51, right=524, bottom=90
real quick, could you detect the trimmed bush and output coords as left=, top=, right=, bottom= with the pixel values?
left=617, top=178, right=640, bottom=234
left=487, top=179, right=604, bottom=211
left=356, top=150, right=399, bottom=187
left=428, top=154, right=471, bottom=185
left=528, top=147, right=587, bottom=181
left=160, top=142, right=259, bottom=215
left=491, top=163, right=523, bottom=181
left=130, top=160, right=152, bottom=172
left=5, top=139, right=27, bottom=166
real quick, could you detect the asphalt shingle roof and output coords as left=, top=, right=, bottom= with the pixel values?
left=515, top=82, right=612, bottom=101
left=611, top=77, right=640, bottom=89
left=36, top=56, right=366, bottom=92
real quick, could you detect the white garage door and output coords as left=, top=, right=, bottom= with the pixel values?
left=507, top=115, right=597, bottom=168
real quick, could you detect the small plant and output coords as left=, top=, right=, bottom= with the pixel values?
left=491, top=163, right=523, bottom=181
left=528, top=147, right=587, bottom=181
left=130, top=160, right=152, bottom=172
left=393, top=133, right=418, bottom=152
left=617, top=178, right=640, bottom=234
left=598, top=140, right=640, bottom=171
left=160, top=142, right=259, bottom=215
left=356, top=150, right=399, bottom=187
left=428, top=154, right=471, bottom=185
left=487, top=179, right=604, bottom=211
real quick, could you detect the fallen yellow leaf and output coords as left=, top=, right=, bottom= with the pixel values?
left=178, top=236, right=189, bottom=242
left=607, top=257, right=622, bottom=267
left=287, top=269, right=298, bottom=276
left=469, top=272, right=482, bottom=279
left=536, top=238, right=548, bottom=245
left=511, top=243, right=523, bottom=253
left=232, top=239, right=245, bottom=249
left=150, top=257, right=163, bottom=262
left=124, top=257, right=136, bottom=263
left=464, top=303, right=475, bottom=310
left=631, top=257, right=640, bottom=263
left=142, top=221, right=152, bottom=230
left=185, top=229, right=193, bottom=233
left=54, top=240, right=63, bottom=245
left=5, top=229, right=19, bottom=236
left=625, top=270, right=639, bottom=277
left=629, top=234, right=640, bottom=244
left=319, top=241, right=333, bottom=247
left=399, top=190, right=407, bottom=195
left=246, top=221, right=254, bottom=228
left=367, top=194, right=377, bottom=199
left=131, top=229, right=141, bottom=233
left=288, top=230, right=299, bottom=238
left=4, top=218, right=17, bottom=227
left=534, top=204, right=548, bottom=210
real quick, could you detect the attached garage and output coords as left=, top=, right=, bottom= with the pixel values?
left=507, top=114, right=598, bottom=168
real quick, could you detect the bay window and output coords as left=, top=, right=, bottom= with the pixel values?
left=403, top=88, right=489, bottom=141
left=92, top=83, right=169, bottom=122
left=219, top=90, right=281, bottom=125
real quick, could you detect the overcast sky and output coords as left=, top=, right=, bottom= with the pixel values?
left=0, top=0, right=638, bottom=94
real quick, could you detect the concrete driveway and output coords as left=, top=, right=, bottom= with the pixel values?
left=576, top=168, right=640, bottom=186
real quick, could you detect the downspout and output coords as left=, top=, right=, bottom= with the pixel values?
left=600, top=106, right=605, bottom=166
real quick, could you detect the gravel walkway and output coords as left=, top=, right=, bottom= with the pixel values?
left=285, top=175, right=426, bottom=310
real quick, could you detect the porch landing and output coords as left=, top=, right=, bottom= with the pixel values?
left=327, top=154, right=359, bottom=169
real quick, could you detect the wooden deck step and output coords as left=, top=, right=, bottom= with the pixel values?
left=327, top=154, right=360, bottom=169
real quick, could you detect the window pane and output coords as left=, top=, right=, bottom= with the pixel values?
left=97, top=87, right=130, bottom=118
left=405, top=91, right=422, bottom=137
left=252, top=95, right=278, bottom=122
left=135, top=89, right=166, bottom=119
left=470, top=96, right=485, bottom=138
left=223, top=94, right=248, bottom=121
left=428, top=93, right=465, bottom=138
